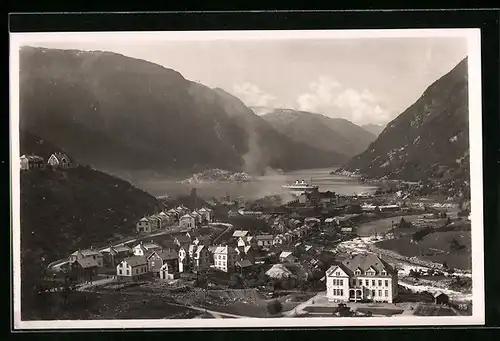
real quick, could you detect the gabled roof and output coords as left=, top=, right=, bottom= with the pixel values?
left=341, top=254, right=395, bottom=276
left=76, top=258, right=99, bottom=268
left=72, top=249, right=101, bottom=257
left=114, top=245, right=131, bottom=253
left=213, top=246, right=237, bottom=254
left=195, top=245, right=208, bottom=256
left=236, top=259, right=253, bottom=268
left=122, top=256, right=148, bottom=267
left=180, top=214, right=194, bottom=220
left=256, top=234, right=274, bottom=240
left=433, top=291, right=447, bottom=298
left=148, top=250, right=177, bottom=260
left=232, top=230, right=249, bottom=237
left=138, top=217, right=149, bottom=222
left=21, top=154, right=44, bottom=162
left=280, top=251, right=293, bottom=258
left=50, top=152, right=71, bottom=162
left=186, top=230, right=201, bottom=238
left=142, top=242, right=161, bottom=250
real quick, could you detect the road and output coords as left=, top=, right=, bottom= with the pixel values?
left=48, top=227, right=187, bottom=271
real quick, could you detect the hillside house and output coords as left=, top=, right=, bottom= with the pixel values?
left=132, top=241, right=162, bottom=257
left=178, top=245, right=191, bottom=273
left=232, top=230, right=249, bottom=239
left=100, top=244, right=132, bottom=267
left=176, top=205, right=189, bottom=216
left=159, top=262, right=180, bottom=280
left=70, top=258, right=98, bottom=282
left=190, top=211, right=203, bottom=225
left=256, top=234, right=274, bottom=248
left=69, top=248, right=103, bottom=268
left=20, top=155, right=45, bottom=170
left=213, top=245, right=239, bottom=273
left=193, top=235, right=212, bottom=246
left=147, top=250, right=179, bottom=276
left=179, top=214, right=196, bottom=230
left=191, top=245, right=211, bottom=272
left=148, top=215, right=161, bottom=231
left=237, top=236, right=258, bottom=249
left=47, top=152, right=72, bottom=169
left=198, top=207, right=213, bottom=223
left=174, top=235, right=191, bottom=247
left=273, top=234, right=286, bottom=246
left=116, top=256, right=148, bottom=281
left=279, top=251, right=297, bottom=263
left=434, top=292, right=450, bottom=305
left=167, top=209, right=180, bottom=222
left=236, top=259, right=254, bottom=274
left=136, top=217, right=152, bottom=233
left=326, top=254, right=398, bottom=303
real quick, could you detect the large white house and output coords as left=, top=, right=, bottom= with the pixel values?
left=213, top=246, right=238, bottom=273
left=326, top=253, right=398, bottom=303
left=116, top=256, right=148, bottom=280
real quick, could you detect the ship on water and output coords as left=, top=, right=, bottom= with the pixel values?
left=282, top=179, right=319, bottom=197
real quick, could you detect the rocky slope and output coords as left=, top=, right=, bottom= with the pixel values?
left=19, top=47, right=347, bottom=177
left=260, top=108, right=377, bottom=157
left=342, top=57, right=470, bottom=197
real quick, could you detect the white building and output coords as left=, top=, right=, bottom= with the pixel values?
left=132, top=241, right=162, bottom=257
left=179, top=214, right=196, bottom=230
left=116, top=256, right=148, bottom=280
left=213, top=246, right=238, bottom=273
left=326, top=253, right=398, bottom=303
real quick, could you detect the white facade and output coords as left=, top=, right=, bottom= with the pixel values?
left=180, top=214, right=196, bottom=230
left=213, top=246, right=238, bottom=273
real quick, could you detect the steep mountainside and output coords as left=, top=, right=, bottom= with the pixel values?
left=361, top=123, right=385, bottom=136
left=19, top=47, right=347, bottom=177
left=261, top=108, right=377, bottom=156
left=343, top=57, right=469, bottom=191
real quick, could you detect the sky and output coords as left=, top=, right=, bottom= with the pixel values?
left=28, top=36, right=467, bottom=126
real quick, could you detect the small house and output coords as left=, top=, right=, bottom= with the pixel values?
left=198, top=207, right=213, bottom=223
left=148, top=215, right=161, bottom=231
left=47, top=152, right=72, bottom=169
left=279, top=251, right=297, bottom=263
left=174, top=235, right=191, bottom=246
left=20, top=154, right=45, bottom=170
left=100, top=244, right=132, bottom=267
left=256, top=234, right=274, bottom=248
left=116, top=256, right=148, bottom=280
left=237, top=236, right=257, bottom=249
left=159, top=262, right=180, bottom=280
left=232, top=230, right=249, bottom=239
left=236, top=259, right=254, bottom=274
left=147, top=250, right=179, bottom=275
left=69, top=248, right=104, bottom=268
left=185, top=230, right=201, bottom=240
left=190, top=211, right=203, bottom=225
left=70, top=258, right=99, bottom=282
left=178, top=244, right=191, bottom=273
left=179, top=214, right=196, bottom=230
left=136, top=217, right=151, bottom=233
left=132, top=241, right=162, bottom=257
left=193, top=235, right=212, bottom=246
left=191, top=245, right=211, bottom=272
left=213, top=245, right=239, bottom=273
left=434, top=292, right=450, bottom=305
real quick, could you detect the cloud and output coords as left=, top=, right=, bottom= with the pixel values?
left=232, top=82, right=283, bottom=108
left=296, top=76, right=392, bottom=125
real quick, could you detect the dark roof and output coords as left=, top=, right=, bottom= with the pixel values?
left=148, top=250, right=178, bottom=260
left=236, top=259, right=253, bottom=268
left=341, top=254, right=395, bottom=276
left=123, top=256, right=147, bottom=267
left=175, top=236, right=191, bottom=243
left=76, top=258, right=99, bottom=268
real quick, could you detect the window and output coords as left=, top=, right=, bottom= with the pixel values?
left=333, top=289, right=337, bottom=296
left=372, top=290, right=376, bottom=297
left=339, top=279, right=343, bottom=286
left=119, top=269, right=122, bottom=275
left=372, top=280, right=375, bottom=286
left=378, top=280, right=382, bottom=286
left=385, top=290, right=388, bottom=297
left=385, top=280, right=389, bottom=287
left=335, top=271, right=340, bottom=276
left=126, top=270, right=130, bottom=275
left=381, top=271, right=387, bottom=276
left=355, top=270, right=361, bottom=275
left=358, top=279, right=363, bottom=286
left=340, top=289, right=344, bottom=296
left=378, top=290, right=382, bottom=297
left=365, top=279, right=369, bottom=286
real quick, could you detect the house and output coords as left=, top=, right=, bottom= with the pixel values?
left=174, top=235, right=192, bottom=246
left=185, top=230, right=201, bottom=240
left=279, top=251, right=297, bottom=263
left=136, top=217, right=152, bottom=233
left=20, top=155, right=45, bottom=170
left=191, top=245, right=211, bottom=272
left=47, top=152, right=72, bottom=168
left=148, top=215, right=161, bottom=231
left=147, top=250, right=179, bottom=275
left=236, top=259, right=254, bottom=274
left=100, top=244, right=132, bottom=267
left=255, top=234, right=274, bottom=248
left=167, top=209, right=180, bottom=222
left=116, top=256, right=149, bottom=280
left=325, top=253, right=398, bottom=303
left=159, top=262, right=180, bottom=280
left=213, top=245, right=239, bottom=273
left=179, top=214, right=196, bottom=230
left=232, top=230, right=249, bottom=238
left=190, top=211, right=203, bottom=225
left=176, top=205, right=189, bottom=216
left=193, top=235, right=212, bottom=246
left=158, top=211, right=173, bottom=226
left=434, top=291, right=450, bottom=305
left=70, top=258, right=99, bottom=282
left=178, top=245, right=191, bottom=273
left=69, top=248, right=104, bottom=268
left=237, top=236, right=257, bottom=249
left=273, top=235, right=286, bottom=246
left=132, top=241, right=162, bottom=257
left=198, top=207, right=213, bottom=223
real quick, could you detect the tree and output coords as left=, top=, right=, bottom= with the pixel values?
left=334, top=303, right=353, bottom=317
left=228, top=274, right=244, bottom=289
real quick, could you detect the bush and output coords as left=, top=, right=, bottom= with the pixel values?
left=267, top=300, right=283, bottom=315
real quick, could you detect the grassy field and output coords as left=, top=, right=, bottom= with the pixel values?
left=356, top=215, right=425, bottom=237
left=414, top=304, right=457, bottom=316
left=375, top=229, right=471, bottom=270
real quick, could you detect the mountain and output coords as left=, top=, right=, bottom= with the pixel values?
left=259, top=108, right=377, bottom=156
left=342, top=57, right=470, bottom=194
left=361, top=123, right=385, bottom=136
left=19, top=46, right=347, bottom=177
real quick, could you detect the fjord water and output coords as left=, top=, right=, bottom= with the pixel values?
left=137, top=168, right=378, bottom=200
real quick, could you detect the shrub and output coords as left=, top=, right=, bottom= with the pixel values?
left=267, top=300, right=283, bottom=315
